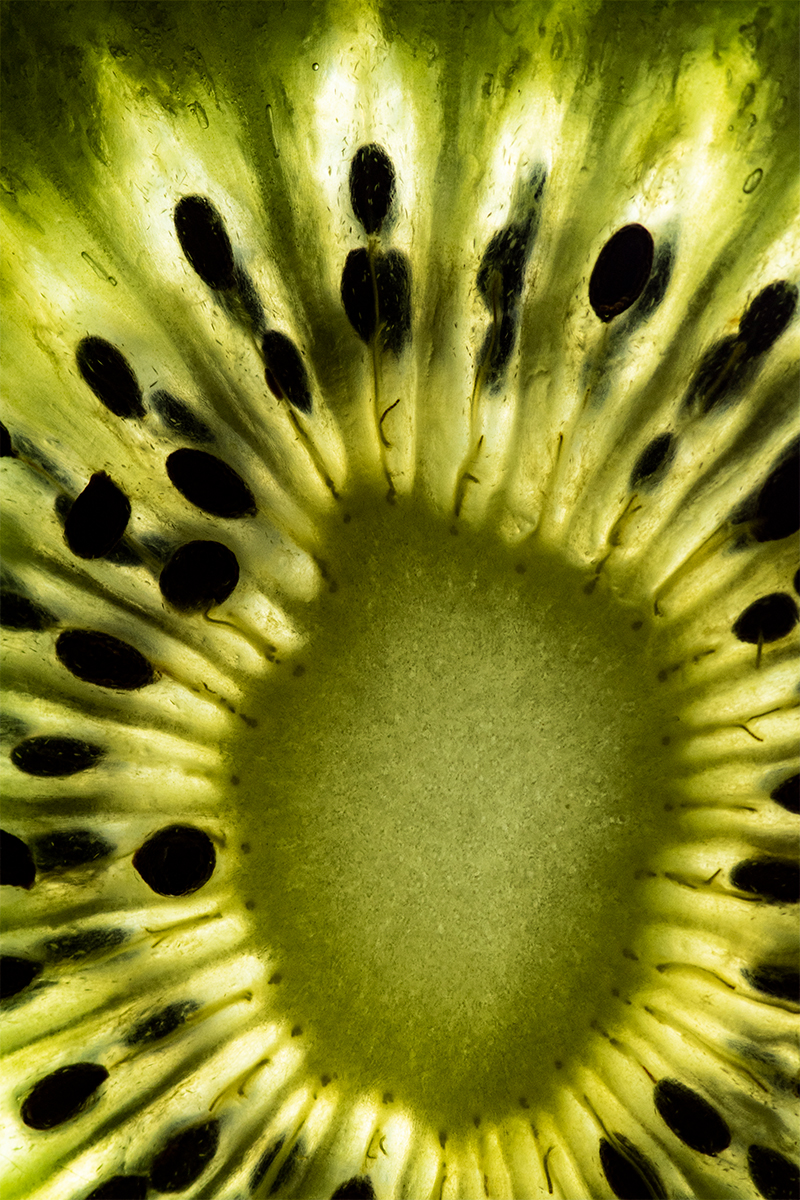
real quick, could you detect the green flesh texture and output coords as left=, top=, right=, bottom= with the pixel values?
left=1, top=2, right=799, bottom=1199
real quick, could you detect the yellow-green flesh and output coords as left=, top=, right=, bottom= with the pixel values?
left=236, top=496, right=675, bottom=1127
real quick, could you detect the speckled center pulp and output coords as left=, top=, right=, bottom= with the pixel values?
left=234, top=497, right=677, bottom=1126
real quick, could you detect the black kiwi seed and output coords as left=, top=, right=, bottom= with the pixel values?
left=746, top=1143, right=800, bottom=1200
left=770, top=773, right=799, bottom=814
left=148, top=1118, right=220, bottom=1193
left=33, top=829, right=113, bottom=873
left=75, top=336, right=145, bottom=419
left=56, top=629, right=156, bottom=690
left=630, top=432, right=675, bottom=488
left=11, top=735, right=103, bottom=776
left=0, top=955, right=42, bottom=1000
left=330, top=1177, right=377, bottom=1199
left=653, top=1078, right=731, bottom=1155
left=349, top=143, right=396, bottom=235
left=477, top=218, right=535, bottom=313
left=21, top=1062, right=109, bottom=1129
left=751, top=444, right=800, bottom=542
left=478, top=308, right=517, bottom=386
left=0, top=591, right=57, bottom=631
left=588, top=223, right=654, bottom=322
left=250, top=1136, right=285, bottom=1191
left=64, top=472, right=131, bottom=560
left=150, top=388, right=213, bottom=443
left=125, top=1000, right=198, bottom=1046
left=0, top=420, right=14, bottom=457
left=341, top=248, right=376, bottom=343
left=85, top=1176, right=149, bottom=1200
left=262, top=329, right=313, bottom=414
left=738, top=280, right=798, bottom=358
left=159, top=540, right=240, bottom=611
left=132, top=825, right=216, bottom=896
left=732, top=593, right=798, bottom=644
left=166, top=448, right=257, bottom=518
left=743, top=964, right=800, bottom=1005
left=599, top=1135, right=667, bottom=1200
left=174, top=195, right=236, bottom=290
left=341, top=246, right=411, bottom=353
left=0, top=828, right=35, bottom=888
left=731, top=857, right=800, bottom=904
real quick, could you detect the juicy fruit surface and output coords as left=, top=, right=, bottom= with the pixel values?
left=1, top=2, right=799, bottom=1199
left=235, top=498, right=678, bottom=1129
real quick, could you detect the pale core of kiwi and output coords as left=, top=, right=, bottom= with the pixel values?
left=229, top=495, right=680, bottom=1128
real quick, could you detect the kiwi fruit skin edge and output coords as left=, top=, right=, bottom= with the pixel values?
left=1, top=3, right=799, bottom=1200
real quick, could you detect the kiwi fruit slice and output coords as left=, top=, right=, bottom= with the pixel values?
left=1, top=2, right=798, bottom=1198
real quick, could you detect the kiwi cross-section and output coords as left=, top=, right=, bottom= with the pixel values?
left=1, top=2, right=798, bottom=1199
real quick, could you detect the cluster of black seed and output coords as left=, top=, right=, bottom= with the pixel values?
left=598, top=1082, right=799, bottom=1199
left=630, top=282, right=799, bottom=500
left=1, top=146, right=799, bottom=1200
left=340, top=143, right=411, bottom=354
left=476, top=166, right=547, bottom=387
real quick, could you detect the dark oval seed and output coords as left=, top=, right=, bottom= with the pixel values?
left=739, top=280, right=798, bottom=358
left=126, top=1000, right=198, bottom=1046
left=732, top=592, right=798, bottom=644
left=477, top=218, right=534, bottom=313
left=133, top=825, right=215, bottom=897
left=480, top=311, right=517, bottom=386
left=732, top=858, right=800, bottom=903
left=744, top=964, right=800, bottom=1004
left=34, top=830, right=113, bottom=873
left=149, top=1119, right=220, bottom=1193
left=631, top=432, right=675, bottom=487
left=11, top=736, right=103, bottom=777
left=341, top=247, right=412, bottom=353
left=151, top=389, right=213, bottom=443
left=75, top=336, right=144, bottom=419
left=250, top=1136, right=285, bottom=1192
left=349, top=143, right=396, bottom=235
left=166, top=448, right=256, bottom=518
left=56, top=629, right=155, bottom=691
left=85, top=1176, right=149, bottom=1200
left=747, top=1143, right=800, bottom=1200
left=599, top=1136, right=666, bottom=1200
left=262, top=329, right=313, bottom=414
left=771, top=773, right=799, bottom=815
left=174, top=195, right=235, bottom=290
left=21, top=1062, right=108, bottom=1130
left=0, top=420, right=14, bottom=456
left=64, top=472, right=131, bottom=560
left=0, top=828, right=35, bottom=888
left=159, top=540, right=239, bottom=612
left=0, top=955, right=42, bottom=1000
left=341, top=248, right=374, bottom=342
left=589, top=223, right=654, bottom=322
left=331, top=1178, right=377, bottom=1200
left=0, top=591, right=56, bottom=631
left=376, top=249, right=412, bottom=354
left=653, top=1078, right=731, bottom=1155
left=752, top=445, right=800, bottom=542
